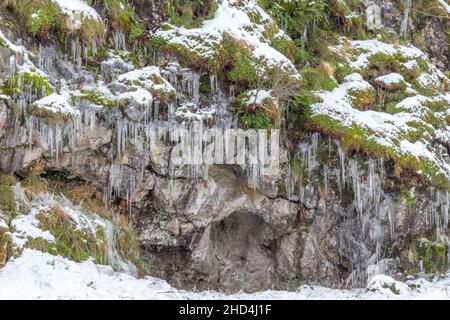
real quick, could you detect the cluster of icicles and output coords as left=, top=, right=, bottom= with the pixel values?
left=289, top=133, right=450, bottom=287
left=8, top=42, right=243, bottom=207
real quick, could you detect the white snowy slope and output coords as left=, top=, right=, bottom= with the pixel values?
left=0, top=249, right=450, bottom=300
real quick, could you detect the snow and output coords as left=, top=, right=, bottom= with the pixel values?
left=155, top=0, right=299, bottom=78
left=417, top=72, right=442, bottom=88
left=52, top=0, right=100, bottom=20
left=116, top=66, right=175, bottom=94
left=118, top=88, right=154, bottom=106
left=399, top=140, right=437, bottom=160
left=375, top=73, right=405, bottom=85
left=101, top=54, right=134, bottom=76
left=438, top=0, right=450, bottom=14
left=0, top=218, right=8, bottom=230
left=34, top=91, right=80, bottom=117
left=0, top=30, right=22, bottom=53
left=51, top=0, right=102, bottom=30
left=332, top=39, right=426, bottom=69
left=402, top=60, right=418, bottom=70
left=0, top=30, right=48, bottom=79
left=245, top=89, right=276, bottom=106
left=10, top=209, right=55, bottom=249
left=1, top=249, right=450, bottom=300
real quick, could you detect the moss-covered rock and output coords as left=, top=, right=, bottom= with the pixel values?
left=151, top=0, right=301, bottom=98
left=402, top=237, right=449, bottom=275
left=306, top=39, right=450, bottom=189
left=80, top=88, right=115, bottom=108
left=2, top=0, right=105, bottom=42
left=28, top=92, right=80, bottom=124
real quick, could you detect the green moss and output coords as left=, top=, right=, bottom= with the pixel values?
left=285, top=91, right=315, bottom=131
left=26, top=2, right=61, bottom=37
left=152, top=38, right=205, bottom=69
left=165, top=0, right=218, bottom=29
left=100, top=0, right=139, bottom=33
left=382, top=283, right=400, bottom=295
left=348, top=88, right=376, bottom=110
left=308, top=114, right=347, bottom=137
left=416, top=58, right=430, bottom=72
left=422, top=99, right=449, bottom=113
left=403, top=121, right=434, bottom=143
left=129, top=24, right=145, bottom=42
left=362, top=52, right=402, bottom=79
left=300, top=67, right=337, bottom=91
left=2, top=72, right=53, bottom=98
left=344, top=14, right=366, bottom=40
left=4, top=0, right=103, bottom=42
left=378, top=29, right=401, bottom=45
left=400, top=57, right=430, bottom=82
left=420, top=239, right=448, bottom=274
left=80, top=88, right=115, bottom=108
left=239, top=109, right=272, bottom=129
left=400, top=187, right=417, bottom=205
left=78, top=16, right=106, bottom=44
left=0, top=227, right=12, bottom=268
left=263, top=22, right=296, bottom=62
left=376, top=87, right=410, bottom=112
left=334, top=63, right=353, bottom=83
left=237, top=89, right=281, bottom=129
left=0, top=175, right=16, bottom=214
left=149, top=35, right=168, bottom=50
left=227, top=53, right=259, bottom=86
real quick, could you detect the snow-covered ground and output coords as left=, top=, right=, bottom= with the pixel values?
left=1, top=249, right=450, bottom=300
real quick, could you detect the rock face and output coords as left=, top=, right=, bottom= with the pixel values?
left=0, top=0, right=449, bottom=293
left=363, top=0, right=450, bottom=69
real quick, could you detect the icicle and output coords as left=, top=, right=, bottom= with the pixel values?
left=400, top=0, right=412, bottom=37
left=91, top=39, right=98, bottom=57
left=323, top=164, right=328, bottom=195
left=113, top=31, right=126, bottom=50
left=338, top=142, right=346, bottom=188
left=102, top=219, right=137, bottom=275
left=210, top=73, right=218, bottom=96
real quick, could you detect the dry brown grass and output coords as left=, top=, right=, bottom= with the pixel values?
left=22, top=176, right=49, bottom=197
left=49, top=204, right=74, bottom=225
left=319, top=61, right=335, bottom=78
